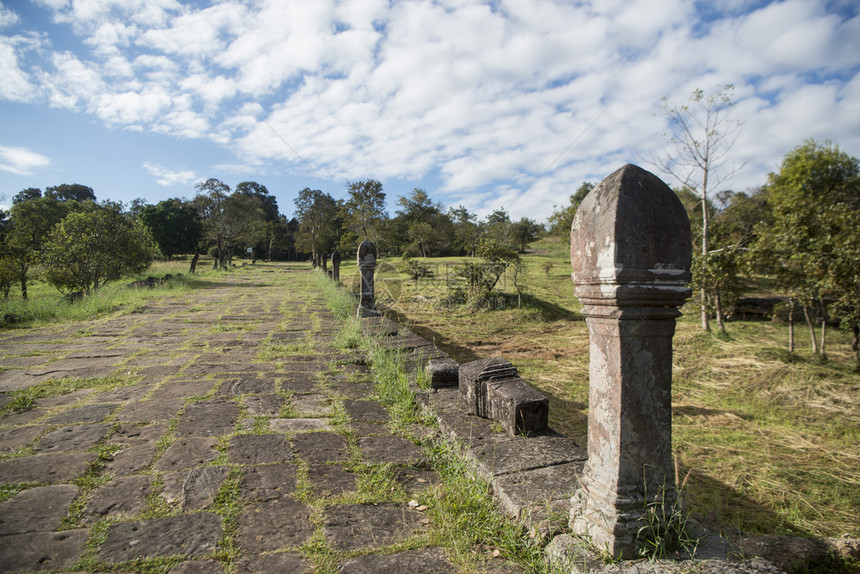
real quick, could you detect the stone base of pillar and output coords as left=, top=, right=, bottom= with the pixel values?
left=570, top=475, right=677, bottom=559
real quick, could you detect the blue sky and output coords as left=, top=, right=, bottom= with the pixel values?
left=1, top=0, right=858, bottom=223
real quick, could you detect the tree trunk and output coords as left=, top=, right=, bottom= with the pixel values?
left=820, top=318, right=827, bottom=358
left=788, top=299, right=795, bottom=353
left=189, top=251, right=199, bottom=274
left=802, top=306, right=818, bottom=354
left=715, top=288, right=726, bottom=334
left=851, top=322, right=859, bottom=372
left=700, top=173, right=710, bottom=333
left=20, top=271, right=27, bottom=300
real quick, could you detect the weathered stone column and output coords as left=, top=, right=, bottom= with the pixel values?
left=331, top=250, right=342, bottom=283
left=357, top=240, right=379, bottom=317
left=568, top=164, right=692, bottom=557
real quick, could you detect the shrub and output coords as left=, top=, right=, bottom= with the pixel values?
left=40, top=203, right=157, bottom=295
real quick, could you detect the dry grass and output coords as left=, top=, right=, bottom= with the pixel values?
left=338, top=239, right=860, bottom=539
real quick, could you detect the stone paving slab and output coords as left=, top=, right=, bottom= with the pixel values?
left=324, top=503, right=427, bottom=551
left=359, top=435, right=426, bottom=465
left=0, top=424, right=45, bottom=451
left=343, top=399, right=390, bottom=422
left=339, top=547, right=456, bottom=573
left=116, top=397, right=183, bottom=423
left=0, top=528, right=89, bottom=572
left=0, top=484, right=79, bottom=534
left=169, top=560, right=225, bottom=574
left=45, top=402, right=120, bottom=425
left=84, top=475, right=150, bottom=522
left=181, top=465, right=230, bottom=510
left=174, top=400, right=240, bottom=437
left=306, top=463, right=358, bottom=496
left=239, top=463, right=297, bottom=501
left=105, top=444, right=157, bottom=475
left=238, top=499, right=315, bottom=552
left=34, top=422, right=114, bottom=453
left=0, top=452, right=97, bottom=483
left=293, top=431, right=349, bottom=464
left=242, top=394, right=283, bottom=415
left=234, top=552, right=311, bottom=573
left=99, top=512, right=223, bottom=562
left=228, top=433, right=292, bottom=464
left=154, top=437, right=219, bottom=471
left=269, top=417, right=334, bottom=433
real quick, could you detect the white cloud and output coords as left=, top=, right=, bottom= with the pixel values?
left=6, top=0, right=860, bottom=221
left=142, top=162, right=199, bottom=186
left=0, top=144, right=50, bottom=176
left=0, top=2, right=20, bottom=28
left=0, top=39, right=36, bottom=101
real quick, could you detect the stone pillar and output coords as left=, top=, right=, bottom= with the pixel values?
left=331, top=250, right=342, bottom=283
left=568, top=164, right=692, bottom=557
left=357, top=240, right=379, bottom=317
left=322, top=253, right=328, bottom=273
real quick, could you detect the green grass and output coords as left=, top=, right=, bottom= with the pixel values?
left=0, top=372, right=141, bottom=418
left=316, top=272, right=552, bottom=573
left=0, top=261, right=200, bottom=329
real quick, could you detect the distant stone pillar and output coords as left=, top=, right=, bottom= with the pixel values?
left=331, top=250, right=342, bottom=283
left=322, top=253, right=328, bottom=273
left=357, top=240, right=379, bottom=317
left=568, top=164, right=692, bottom=557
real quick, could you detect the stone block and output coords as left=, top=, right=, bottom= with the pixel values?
left=458, top=356, right=518, bottom=418
left=486, top=377, right=548, bottom=435
left=425, top=358, right=459, bottom=389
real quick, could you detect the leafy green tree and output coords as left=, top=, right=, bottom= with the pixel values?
left=484, top=208, right=513, bottom=248
left=236, top=181, right=279, bottom=222
left=45, top=183, right=96, bottom=202
left=449, top=206, right=480, bottom=257
left=754, top=140, right=860, bottom=360
left=653, top=85, right=745, bottom=332
left=40, top=202, right=156, bottom=295
left=137, top=199, right=203, bottom=260
left=193, top=178, right=232, bottom=268
left=391, top=188, right=453, bottom=256
left=546, top=182, right=593, bottom=239
left=511, top=217, right=541, bottom=253
left=12, top=188, right=42, bottom=204
left=344, top=179, right=387, bottom=240
left=5, top=196, right=72, bottom=298
left=294, top=188, right=340, bottom=266
left=407, top=221, right=437, bottom=257
left=193, top=179, right=265, bottom=268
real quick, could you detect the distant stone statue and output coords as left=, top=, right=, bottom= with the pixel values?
left=357, top=240, right=379, bottom=317
left=331, top=250, right=342, bottom=283
left=568, top=164, right=692, bottom=557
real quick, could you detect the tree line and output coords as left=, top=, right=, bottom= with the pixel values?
left=292, top=181, right=541, bottom=266
left=0, top=177, right=541, bottom=301
left=545, top=139, right=860, bottom=367
left=2, top=139, right=856, bottom=366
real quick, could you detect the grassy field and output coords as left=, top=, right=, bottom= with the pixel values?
left=0, top=258, right=215, bottom=327
left=338, top=237, right=859, bottom=541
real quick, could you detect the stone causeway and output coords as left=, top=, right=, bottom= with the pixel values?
left=0, top=262, right=811, bottom=573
